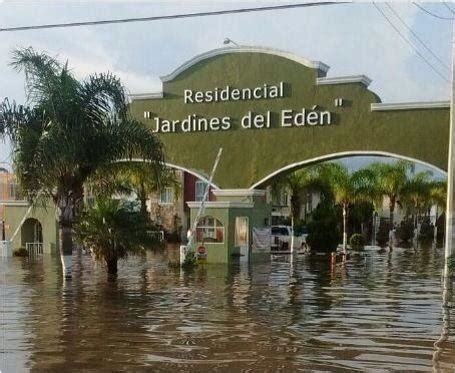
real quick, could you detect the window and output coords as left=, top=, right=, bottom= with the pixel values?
left=159, top=187, right=173, bottom=205
left=196, top=216, right=224, bottom=243
left=195, top=180, right=208, bottom=202
left=8, top=180, right=18, bottom=200
left=272, top=189, right=288, bottom=206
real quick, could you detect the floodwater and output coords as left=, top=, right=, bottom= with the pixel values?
left=1, top=246, right=454, bottom=372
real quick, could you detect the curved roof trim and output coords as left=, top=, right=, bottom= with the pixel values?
left=317, top=75, right=372, bottom=87
left=249, top=150, right=446, bottom=189
left=160, top=46, right=330, bottom=82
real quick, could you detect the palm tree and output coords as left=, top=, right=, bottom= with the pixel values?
left=317, top=163, right=376, bottom=253
left=368, top=160, right=414, bottom=248
left=401, top=171, right=433, bottom=229
left=429, top=179, right=446, bottom=244
left=75, top=198, right=158, bottom=276
left=269, top=167, right=320, bottom=223
left=0, top=48, right=164, bottom=277
left=89, top=163, right=179, bottom=219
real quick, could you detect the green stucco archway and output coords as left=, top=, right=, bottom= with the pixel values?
left=129, top=46, right=449, bottom=189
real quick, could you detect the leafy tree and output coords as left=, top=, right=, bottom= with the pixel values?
left=395, top=218, right=414, bottom=246
left=0, top=48, right=164, bottom=276
left=376, top=220, right=390, bottom=248
left=75, top=198, right=159, bottom=275
left=418, top=217, right=434, bottom=244
left=306, top=201, right=341, bottom=252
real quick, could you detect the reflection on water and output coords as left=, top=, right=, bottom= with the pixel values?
left=1, top=246, right=454, bottom=371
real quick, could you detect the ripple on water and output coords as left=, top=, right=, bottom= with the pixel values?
left=0, top=247, right=454, bottom=371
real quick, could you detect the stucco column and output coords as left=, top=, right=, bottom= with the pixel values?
left=444, top=21, right=455, bottom=277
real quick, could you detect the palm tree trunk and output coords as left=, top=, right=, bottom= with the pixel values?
left=389, top=199, right=395, bottom=250
left=57, top=193, right=75, bottom=278
left=106, top=256, right=118, bottom=276
left=343, top=204, right=348, bottom=254
left=434, top=205, right=438, bottom=245
left=139, top=184, right=148, bottom=219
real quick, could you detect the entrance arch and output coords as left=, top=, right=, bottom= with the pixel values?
left=129, top=46, right=450, bottom=190
left=127, top=46, right=452, bottom=263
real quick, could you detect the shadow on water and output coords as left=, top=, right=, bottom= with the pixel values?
left=0, top=245, right=454, bottom=371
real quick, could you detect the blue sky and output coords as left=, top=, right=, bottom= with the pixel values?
left=0, top=1, right=453, bottom=175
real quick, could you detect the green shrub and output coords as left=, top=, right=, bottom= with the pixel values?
left=418, top=217, right=434, bottom=243
left=396, top=218, right=414, bottom=245
left=350, top=233, right=365, bottom=251
left=182, top=250, right=198, bottom=270
left=376, top=220, right=389, bottom=247
left=306, top=202, right=340, bottom=252
left=13, top=247, right=28, bottom=257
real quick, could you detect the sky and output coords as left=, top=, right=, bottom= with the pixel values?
left=0, top=1, right=453, bottom=175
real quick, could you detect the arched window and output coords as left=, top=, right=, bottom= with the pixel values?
left=196, top=216, right=224, bottom=243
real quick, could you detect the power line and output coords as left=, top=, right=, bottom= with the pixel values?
left=413, top=2, right=454, bottom=20
left=0, top=2, right=348, bottom=33
left=385, top=2, right=449, bottom=70
left=443, top=2, right=455, bottom=15
left=373, top=2, right=449, bottom=83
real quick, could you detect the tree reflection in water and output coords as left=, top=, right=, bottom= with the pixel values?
left=0, top=246, right=453, bottom=371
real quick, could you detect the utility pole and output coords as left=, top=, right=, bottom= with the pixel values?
left=444, top=20, right=455, bottom=278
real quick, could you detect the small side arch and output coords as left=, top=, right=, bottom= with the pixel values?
left=21, top=218, right=43, bottom=246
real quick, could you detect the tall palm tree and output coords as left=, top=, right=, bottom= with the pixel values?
left=0, top=48, right=164, bottom=277
left=401, top=170, right=433, bottom=229
left=317, top=163, right=376, bottom=253
left=368, top=160, right=414, bottom=247
left=429, top=179, right=446, bottom=243
left=269, top=167, right=321, bottom=223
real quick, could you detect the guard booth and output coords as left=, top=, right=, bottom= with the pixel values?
left=187, top=189, right=270, bottom=263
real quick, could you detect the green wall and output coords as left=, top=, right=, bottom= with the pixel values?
left=130, top=51, right=449, bottom=189
left=4, top=203, right=58, bottom=254
left=189, top=194, right=271, bottom=263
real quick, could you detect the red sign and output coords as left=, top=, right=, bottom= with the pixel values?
left=197, top=245, right=206, bottom=256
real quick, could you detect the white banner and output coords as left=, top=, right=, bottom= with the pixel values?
left=252, top=227, right=271, bottom=252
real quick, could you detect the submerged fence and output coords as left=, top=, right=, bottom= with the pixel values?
left=25, top=242, right=43, bottom=256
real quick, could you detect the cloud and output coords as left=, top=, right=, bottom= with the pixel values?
left=0, top=2, right=451, bottom=163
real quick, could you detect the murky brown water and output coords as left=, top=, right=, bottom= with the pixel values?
left=1, top=246, right=454, bottom=372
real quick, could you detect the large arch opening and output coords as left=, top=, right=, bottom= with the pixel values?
left=255, top=151, right=447, bottom=251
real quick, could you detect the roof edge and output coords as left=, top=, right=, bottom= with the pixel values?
left=371, top=101, right=450, bottom=111
left=160, top=45, right=330, bottom=82
left=317, top=74, right=372, bottom=87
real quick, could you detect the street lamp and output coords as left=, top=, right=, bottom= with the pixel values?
left=223, top=38, right=239, bottom=46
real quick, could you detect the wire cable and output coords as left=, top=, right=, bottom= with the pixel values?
left=443, top=2, right=455, bottom=15
left=0, top=2, right=348, bottom=32
left=386, top=2, right=449, bottom=70
left=373, top=2, right=449, bottom=83
left=413, top=2, right=454, bottom=20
